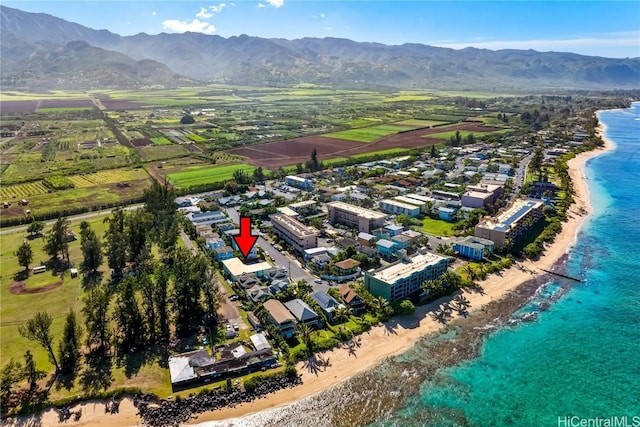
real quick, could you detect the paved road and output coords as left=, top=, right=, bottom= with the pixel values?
left=180, top=230, right=199, bottom=256
left=225, top=206, right=328, bottom=293
left=514, top=153, right=532, bottom=195
left=0, top=204, right=144, bottom=235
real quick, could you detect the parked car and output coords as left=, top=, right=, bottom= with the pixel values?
left=233, top=322, right=239, bottom=331
left=229, top=295, right=239, bottom=301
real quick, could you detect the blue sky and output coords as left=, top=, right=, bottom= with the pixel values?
left=5, top=1, right=640, bottom=58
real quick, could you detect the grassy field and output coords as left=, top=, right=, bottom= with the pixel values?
left=323, top=124, right=415, bottom=143
left=418, top=217, right=456, bottom=237
left=167, top=163, right=255, bottom=188
left=352, top=148, right=410, bottom=159
left=425, top=128, right=512, bottom=140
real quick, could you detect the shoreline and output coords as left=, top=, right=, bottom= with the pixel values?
left=3, top=132, right=615, bottom=427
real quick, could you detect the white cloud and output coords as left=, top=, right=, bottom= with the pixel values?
left=323, top=26, right=333, bottom=31
left=209, top=3, right=227, bottom=14
left=265, top=0, right=284, bottom=8
left=257, top=3, right=266, bottom=8
left=162, top=18, right=216, bottom=35
left=196, top=7, right=213, bottom=19
left=151, top=11, right=157, bottom=16
left=313, top=13, right=325, bottom=19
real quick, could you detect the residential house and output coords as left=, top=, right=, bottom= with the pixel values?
left=285, top=175, right=313, bottom=190
left=339, top=284, right=366, bottom=315
left=263, top=299, right=297, bottom=339
left=357, top=232, right=377, bottom=247
left=284, top=299, right=321, bottom=329
left=214, top=246, right=234, bottom=262
left=311, top=291, right=345, bottom=323
left=377, top=239, right=398, bottom=260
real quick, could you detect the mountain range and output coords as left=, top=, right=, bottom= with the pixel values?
left=1, top=5, right=639, bottom=91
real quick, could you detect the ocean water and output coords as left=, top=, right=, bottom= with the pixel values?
left=201, top=103, right=640, bottom=427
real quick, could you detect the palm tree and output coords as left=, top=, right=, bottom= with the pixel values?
left=296, top=323, right=314, bottom=353
left=463, top=265, right=477, bottom=283
left=421, top=278, right=443, bottom=295
left=333, top=306, right=352, bottom=325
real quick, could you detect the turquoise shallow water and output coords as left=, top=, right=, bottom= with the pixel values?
left=369, top=103, right=640, bottom=427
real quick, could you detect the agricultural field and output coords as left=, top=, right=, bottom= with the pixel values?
left=136, top=145, right=192, bottom=162
left=66, top=168, right=150, bottom=188
left=393, top=119, right=450, bottom=127
left=0, top=181, right=50, bottom=200
left=166, top=163, right=255, bottom=188
left=323, top=124, right=416, bottom=143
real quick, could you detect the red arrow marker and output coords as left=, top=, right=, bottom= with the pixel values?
left=233, top=216, right=258, bottom=259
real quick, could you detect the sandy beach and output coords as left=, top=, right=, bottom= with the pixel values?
left=3, top=132, right=614, bottom=427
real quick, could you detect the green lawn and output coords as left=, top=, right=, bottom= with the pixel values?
left=418, top=217, right=456, bottom=237
left=323, top=124, right=415, bottom=143
left=167, top=163, right=255, bottom=188
left=352, top=148, right=410, bottom=159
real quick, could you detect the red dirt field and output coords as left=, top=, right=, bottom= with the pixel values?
left=0, top=101, right=39, bottom=114
left=228, top=123, right=505, bottom=168
left=9, top=276, right=64, bottom=295
left=37, top=99, right=95, bottom=109
left=131, top=138, right=153, bottom=147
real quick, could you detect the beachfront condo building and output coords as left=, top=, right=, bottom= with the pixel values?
left=269, top=213, right=319, bottom=254
left=364, top=251, right=450, bottom=302
left=326, top=201, right=387, bottom=232
left=474, top=199, right=544, bottom=248
left=453, top=236, right=495, bottom=260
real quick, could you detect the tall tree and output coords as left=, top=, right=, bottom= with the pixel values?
left=58, top=310, right=83, bottom=376
left=103, top=208, right=127, bottom=276
left=18, top=311, right=59, bottom=373
left=24, top=350, right=45, bottom=394
left=125, top=209, right=153, bottom=263
left=27, top=221, right=44, bottom=237
left=15, top=241, right=33, bottom=272
left=252, top=166, right=265, bottom=183
left=153, top=264, right=170, bottom=343
left=144, top=180, right=178, bottom=254
left=80, top=224, right=103, bottom=276
left=530, top=146, right=545, bottom=181
left=44, top=217, right=70, bottom=261
left=83, top=283, right=112, bottom=354
left=172, top=249, right=207, bottom=337
left=232, top=169, right=249, bottom=184
left=139, top=273, right=157, bottom=345
left=113, top=276, right=144, bottom=352
left=0, top=359, right=23, bottom=405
